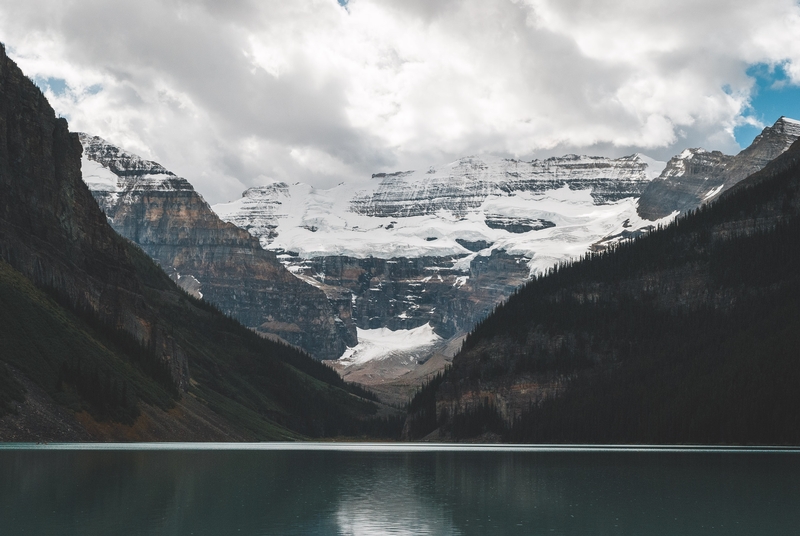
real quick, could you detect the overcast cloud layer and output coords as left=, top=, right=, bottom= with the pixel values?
left=2, top=0, right=800, bottom=203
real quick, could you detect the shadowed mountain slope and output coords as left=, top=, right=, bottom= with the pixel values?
left=0, top=44, right=392, bottom=441
left=407, top=135, right=800, bottom=444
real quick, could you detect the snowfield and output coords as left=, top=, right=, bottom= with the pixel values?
left=212, top=153, right=668, bottom=277
left=338, top=323, right=443, bottom=366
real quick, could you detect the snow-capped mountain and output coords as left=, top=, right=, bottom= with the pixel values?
left=80, top=134, right=355, bottom=360
left=211, top=153, right=672, bottom=402
left=637, top=117, right=800, bottom=220
left=213, top=153, right=665, bottom=276
left=78, top=117, right=797, bottom=403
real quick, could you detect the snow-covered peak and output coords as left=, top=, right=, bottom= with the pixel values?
left=768, top=116, right=800, bottom=141
left=657, top=148, right=720, bottom=180
left=677, top=148, right=709, bottom=160
left=78, top=134, right=193, bottom=196
left=79, top=134, right=173, bottom=177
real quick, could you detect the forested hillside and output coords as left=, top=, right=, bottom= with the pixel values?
left=0, top=44, right=399, bottom=441
left=407, top=136, right=800, bottom=444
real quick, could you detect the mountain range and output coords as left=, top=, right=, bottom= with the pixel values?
left=406, top=134, right=800, bottom=443
left=2, top=38, right=799, bottom=443
left=76, top=116, right=800, bottom=404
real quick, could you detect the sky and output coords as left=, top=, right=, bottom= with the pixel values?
left=2, top=0, right=800, bottom=204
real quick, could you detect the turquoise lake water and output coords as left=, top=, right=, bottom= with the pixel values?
left=1, top=444, right=799, bottom=535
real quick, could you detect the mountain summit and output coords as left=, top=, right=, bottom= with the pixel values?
left=637, top=117, right=800, bottom=220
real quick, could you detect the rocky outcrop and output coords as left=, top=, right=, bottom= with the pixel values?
left=79, top=134, right=353, bottom=359
left=484, top=216, right=555, bottom=233
left=637, top=117, right=800, bottom=220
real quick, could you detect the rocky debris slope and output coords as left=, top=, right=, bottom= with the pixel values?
left=80, top=134, right=354, bottom=359
left=637, top=117, right=800, bottom=220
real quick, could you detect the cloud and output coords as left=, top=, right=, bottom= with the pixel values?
left=2, top=0, right=800, bottom=203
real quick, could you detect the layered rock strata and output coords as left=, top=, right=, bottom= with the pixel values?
left=80, top=134, right=353, bottom=359
left=351, top=154, right=655, bottom=218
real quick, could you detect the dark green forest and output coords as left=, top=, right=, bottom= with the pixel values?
left=407, top=139, right=800, bottom=444
left=0, top=252, right=402, bottom=439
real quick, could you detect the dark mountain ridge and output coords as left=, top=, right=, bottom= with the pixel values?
left=407, top=133, right=800, bottom=444
left=0, top=44, right=393, bottom=441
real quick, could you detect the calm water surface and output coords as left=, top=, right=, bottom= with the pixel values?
left=1, top=444, right=799, bottom=535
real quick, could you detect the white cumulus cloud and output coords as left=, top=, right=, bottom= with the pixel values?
left=1, top=0, right=799, bottom=203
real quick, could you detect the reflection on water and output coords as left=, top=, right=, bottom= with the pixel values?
left=1, top=446, right=799, bottom=535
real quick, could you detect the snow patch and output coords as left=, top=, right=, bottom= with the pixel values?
left=338, top=323, right=442, bottom=365
left=635, top=153, right=667, bottom=180
left=703, top=184, right=724, bottom=200
left=81, top=156, right=120, bottom=192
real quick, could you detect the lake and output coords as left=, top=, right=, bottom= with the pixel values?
left=1, top=443, right=799, bottom=535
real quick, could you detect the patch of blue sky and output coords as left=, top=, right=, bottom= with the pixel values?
left=32, top=76, right=102, bottom=97
left=337, top=0, right=349, bottom=8
left=734, top=63, right=800, bottom=148
left=33, top=76, right=68, bottom=96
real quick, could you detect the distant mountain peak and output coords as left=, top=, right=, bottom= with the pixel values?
left=636, top=116, right=800, bottom=220
left=78, top=133, right=176, bottom=178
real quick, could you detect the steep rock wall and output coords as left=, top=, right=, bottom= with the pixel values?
left=80, top=135, right=353, bottom=359
left=0, top=46, right=189, bottom=387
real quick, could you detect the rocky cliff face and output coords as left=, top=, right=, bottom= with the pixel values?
left=79, top=134, right=354, bottom=359
left=0, top=46, right=190, bottom=387
left=637, top=117, right=800, bottom=220
left=296, top=250, right=530, bottom=339
left=0, top=47, right=386, bottom=441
